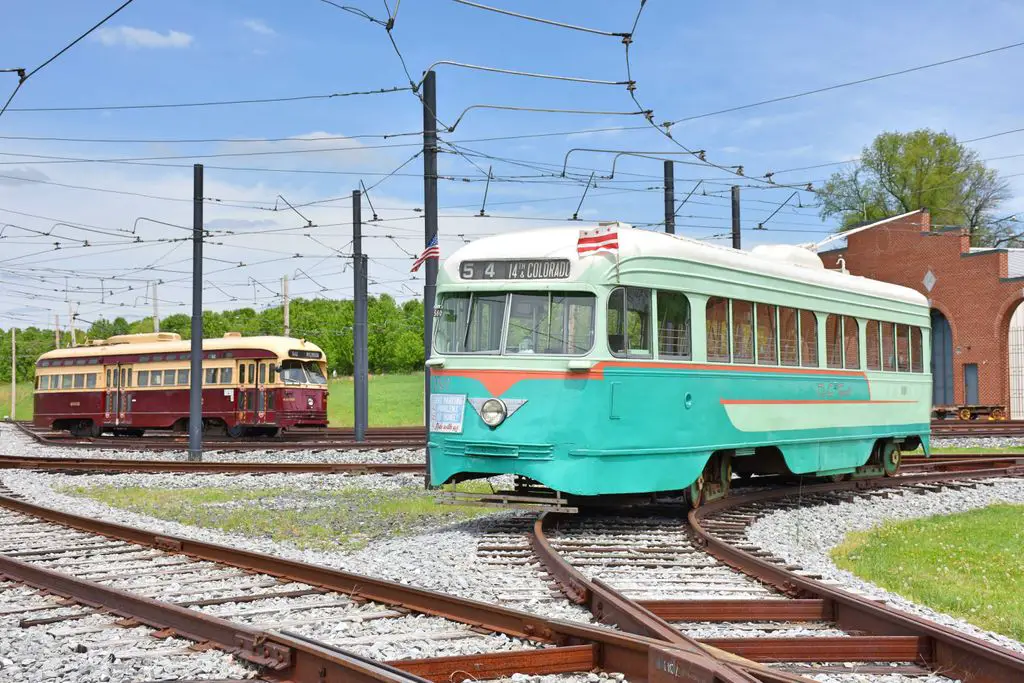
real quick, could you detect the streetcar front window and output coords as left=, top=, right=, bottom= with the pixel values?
left=279, top=359, right=309, bottom=384
left=434, top=291, right=595, bottom=355
left=304, top=361, right=327, bottom=385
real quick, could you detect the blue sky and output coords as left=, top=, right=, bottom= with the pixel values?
left=2, top=0, right=1024, bottom=327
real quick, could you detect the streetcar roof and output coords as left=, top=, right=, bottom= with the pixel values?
left=37, top=334, right=325, bottom=361
left=440, top=224, right=927, bottom=306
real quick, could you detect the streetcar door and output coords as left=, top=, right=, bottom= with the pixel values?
left=104, top=367, right=116, bottom=426
left=116, top=366, right=130, bottom=425
left=236, top=361, right=255, bottom=425
left=256, top=361, right=268, bottom=423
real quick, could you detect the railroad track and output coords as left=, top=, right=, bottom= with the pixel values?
left=930, top=419, right=1024, bottom=438
left=525, top=462, right=1024, bottom=683
left=0, top=453, right=425, bottom=475
left=11, top=421, right=427, bottom=451
left=0, top=484, right=770, bottom=683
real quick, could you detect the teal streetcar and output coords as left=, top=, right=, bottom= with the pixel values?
left=427, top=223, right=931, bottom=507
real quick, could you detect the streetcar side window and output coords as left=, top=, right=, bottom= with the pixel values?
left=106, top=369, right=111, bottom=387
left=37, top=376, right=47, bottom=390
left=248, top=364, right=256, bottom=384
left=73, top=374, right=85, bottom=389
left=150, top=371, right=163, bottom=387
left=62, top=375, right=72, bottom=389
left=164, top=369, right=176, bottom=386
left=656, top=290, right=691, bottom=360
left=866, top=320, right=881, bottom=370
left=138, top=371, right=149, bottom=387
left=86, top=374, right=96, bottom=389
left=843, top=316, right=860, bottom=369
left=825, top=314, right=843, bottom=369
left=205, top=368, right=218, bottom=385
left=221, top=367, right=232, bottom=384
left=607, top=288, right=626, bottom=354
left=705, top=297, right=730, bottom=362
left=607, top=287, right=651, bottom=357
left=178, top=369, right=189, bottom=385
left=881, top=322, right=896, bottom=371
left=896, top=324, right=911, bottom=372
left=911, top=327, right=924, bottom=373
left=800, top=310, right=818, bottom=367
left=259, top=363, right=266, bottom=385
left=268, top=364, right=276, bottom=384
left=731, top=300, right=754, bottom=364
left=127, top=369, right=132, bottom=387
left=779, top=307, right=799, bottom=366
left=755, top=303, right=778, bottom=366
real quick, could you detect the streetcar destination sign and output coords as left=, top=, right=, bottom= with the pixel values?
left=459, top=259, right=571, bottom=280
left=288, top=349, right=322, bottom=359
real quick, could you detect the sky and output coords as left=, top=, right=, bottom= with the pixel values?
left=1, top=0, right=1024, bottom=330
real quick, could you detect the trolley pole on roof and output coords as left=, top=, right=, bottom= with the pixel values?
left=731, top=185, right=741, bottom=250
left=352, top=189, right=369, bottom=442
left=422, top=69, right=438, bottom=488
left=663, top=160, right=675, bottom=235
left=188, top=164, right=204, bottom=462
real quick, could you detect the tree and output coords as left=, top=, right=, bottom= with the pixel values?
left=818, top=129, right=1011, bottom=246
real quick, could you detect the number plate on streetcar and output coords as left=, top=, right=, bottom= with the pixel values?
left=459, top=259, right=571, bottom=280
left=430, top=393, right=467, bottom=434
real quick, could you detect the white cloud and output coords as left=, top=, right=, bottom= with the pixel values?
left=93, top=26, right=193, bottom=49
left=242, top=19, right=276, bottom=36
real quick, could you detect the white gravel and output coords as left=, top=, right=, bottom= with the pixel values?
left=929, top=436, right=1024, bottom=450
left=747, top=478, right=1024, bottom=656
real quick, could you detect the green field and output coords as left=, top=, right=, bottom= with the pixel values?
left=1, top=375, right=424, bottom=427
left=832, top=504, right=1024, bottom=640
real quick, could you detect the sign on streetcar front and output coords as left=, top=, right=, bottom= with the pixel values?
left=459, top=259, right=571, bottom=280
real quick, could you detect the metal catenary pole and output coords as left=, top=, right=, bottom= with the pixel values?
left=188, top=164, right=204, bottom=462
left=152, top=281, right=160, bottom=333
left=352, top=189, right=369, bottom=442
left=282, top=274, right=290, bottom=337
left=8, top=327, right=14, bottom=421
left=422, top=69, right=438, bottom=488
left=54, top=314, right=59, bottom=349
left=731, top=185, right=741, bottom=250
left=663, top=160, right=675, bottom=235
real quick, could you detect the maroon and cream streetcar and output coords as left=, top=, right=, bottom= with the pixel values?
left=33, top=333, right=329, bottom=437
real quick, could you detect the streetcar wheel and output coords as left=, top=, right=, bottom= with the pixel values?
left=882, top=444, right=901, bottom=477
left=226, top=425, right=246, bottom=438
left=958, top=407, right=972, bottom=421
left=830, top=473, right=850, bottom=483
left=991, top=407, right=1006, bottom=421
left=688, top=474, right=705, bottom=509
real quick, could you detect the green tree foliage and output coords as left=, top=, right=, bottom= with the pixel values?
left=1, top=297, right=426, bottom=382
left=818, top=129, right=1011, bottom=246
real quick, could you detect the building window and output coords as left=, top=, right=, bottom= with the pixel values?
left=656, top=290, right=691, bottom=359
left=779, top=307, right=799, bottom=366
left=881, top=322, right=896, bottom=371
left=755, top=303, right=778, bottom=365
left=911, top=327, right=924, bottom=373
left=607, top=287, right=651, bottom=357
left=843, top=316, right=860, bottom=369
left=825, top=314, right=843, bottom=369
left=705, top=297, right=730, bottom=362
left=896, top=324, right=911, bottom=372
left=732, top=300, right=754, bottom=364
left=865, top=320, right=881, bottom=370
left=138, top=371, right=149, bottom=387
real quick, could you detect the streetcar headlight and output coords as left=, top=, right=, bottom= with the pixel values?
left=480, top=398, right=507, bottom=427
left=307, top=397, right=314, bottom=409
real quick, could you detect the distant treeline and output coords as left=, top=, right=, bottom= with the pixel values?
left=1, top=295, right=425, bottom=382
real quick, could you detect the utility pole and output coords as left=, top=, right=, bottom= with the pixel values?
left=422, top=69, right=438, bottom=488
left=663, top=160, right=675, bottom=235
left=731, top=185, right=741, bottom=250
left=282, top=275, right=290, bottom=337
left=8, top=327, right=14, bottom=421
left=188, top=164, right=204, bottom=462
left=152, top=281, right=160, bottom=333
left=68, top=302, right=77, bottom=347
left=352, top=189, right=369, bottom=442
left=54, top=314, right=60, bottom=349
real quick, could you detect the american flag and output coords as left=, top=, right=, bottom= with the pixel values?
left=411, top=234, right=440, bottom=272
left=577, top=226, right=619, bottom=256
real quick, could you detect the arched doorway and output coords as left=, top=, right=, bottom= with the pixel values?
left=1009, top=302, right=1024, bottom=418
left=931, top=309, right=953, bottom=406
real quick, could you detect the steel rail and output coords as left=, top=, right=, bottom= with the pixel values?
left=689, top=466, right=1024, bottom=683
left=0, top=492, right=744, bottom=683
left=0, top=453, right=425, bottom=475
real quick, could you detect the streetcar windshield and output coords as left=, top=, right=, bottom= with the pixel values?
left=279, top=359, right=309, bottom=384
left=434, top=291, right=595, bottom=355
left=304, top=361, right=327, bottom=384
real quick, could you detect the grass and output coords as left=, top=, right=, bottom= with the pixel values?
left=0, top=381, right=33, bottom=421
left=6, top=376, right=423, bottom=427
left=61, top=480, right=492, bottom=551
left=328, top=373, right=423, bottom=427
left=831, top=503, right=1024, bottom=641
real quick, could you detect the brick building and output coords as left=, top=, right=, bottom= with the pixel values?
left=817, top=209, right=1024, bottom=413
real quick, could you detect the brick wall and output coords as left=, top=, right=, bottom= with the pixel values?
left=818, top=210, right=1023, bottom=408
